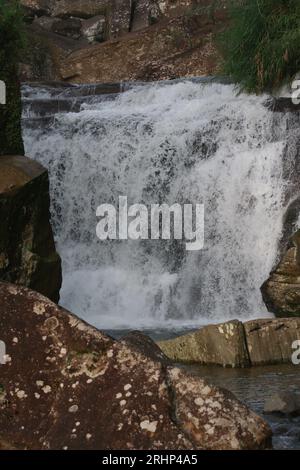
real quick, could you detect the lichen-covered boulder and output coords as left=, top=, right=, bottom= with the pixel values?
left=261, top=230, right=300, bottom=317
left=158, top=320, right=250, bottom=367
left=0, top=155, right=62, bottom=302
left=0, top=283, right=272, bottom=450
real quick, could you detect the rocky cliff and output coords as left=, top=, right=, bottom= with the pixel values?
left=19, top=0, right=228, bottom=82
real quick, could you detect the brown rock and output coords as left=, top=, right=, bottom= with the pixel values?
left=0, top=155, right=62, bottom=302
left=244, top=318, right=300, bottom=366
left=158, top=320, right=250, bottom=367
left=0, top=283, right=272, bottom=450
left=60, top=14, right=221, bottom=82
left=261, top=230, right=300, bottom=317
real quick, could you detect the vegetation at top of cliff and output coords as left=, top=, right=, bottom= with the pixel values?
left=219, top=0, right=300, bottom=93
left=0, top=0, right=25, bottom=155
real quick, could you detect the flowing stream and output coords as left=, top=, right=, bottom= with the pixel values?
left=22, top=79, right=299, bottom=330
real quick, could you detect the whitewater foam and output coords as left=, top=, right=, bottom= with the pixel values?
left=23, top=80, right=292, bottom=329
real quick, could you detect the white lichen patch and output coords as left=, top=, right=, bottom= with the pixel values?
left=140, top=420, right=158, bottom=433
left=194, top=397, right=204, bottom=406
left=33, top=302, right=46, bottom=316
left=42, top=385, right=51, bottom=394
left=120, top=400, right=126, bottom=407
left=68, top=405, right=79, bottom=413
left=124, top=384, right=132, bottom=391
left=16, top=390, right=27, bottom=399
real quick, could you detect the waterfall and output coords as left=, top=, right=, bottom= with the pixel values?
left=22, top=79, right=295, bottom=330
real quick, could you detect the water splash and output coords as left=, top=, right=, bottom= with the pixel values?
left=23, top=80, right=290, bottom=329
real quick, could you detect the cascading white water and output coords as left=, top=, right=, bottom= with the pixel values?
left=22, top=80, right=292, bottom=329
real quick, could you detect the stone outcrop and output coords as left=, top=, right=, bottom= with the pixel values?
left=157, top=320, right=250, bottom=367
left=261, top=230, right=300, bottom=318
left=0, top=282, right=271, bottom=450
left=0, top=155, right=62, bottom=302
left=59, top=14, right=220, bottom=83
left=244, top=318, right=300, bottom=366
left=158, top=318, right=300, bottom=367
left=19, top=0, right=227, bottom=82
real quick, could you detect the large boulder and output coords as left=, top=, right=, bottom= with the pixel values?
left=0, top=283, right=272, bottom=450
left=0, top=155, right=62, bottom=302
left=158, top=320, right=250, bottom=367
left=261, top=230, right=300, bottom=317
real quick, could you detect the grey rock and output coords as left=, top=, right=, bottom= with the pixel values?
left=264, top=392, right=300, bottom=415
left=158, top=320, right=250, bottom=367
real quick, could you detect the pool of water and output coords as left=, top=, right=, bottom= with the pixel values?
left=182, top=363, right=300, bottom=450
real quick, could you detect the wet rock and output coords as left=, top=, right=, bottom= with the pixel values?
left=261, top=230, right=300, bottom=317
left=0, top=283, right=271, bottom=450
left=244, top=318, right=300, bottom=366
left=264, top=392, right=300, bottom=415
left=158, top=320, right=250, bottom=367
left=0, top=155, right=62, bottom=302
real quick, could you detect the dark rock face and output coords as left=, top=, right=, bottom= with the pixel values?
left=0, top=283, right=272, bottom=450
left=0, top=156, right=62, bottom=302
left=264, top=392, right=300, bottom=416
left=261, top=231, right=300, bottom=318
left=159, top=318, right=300, bottom=367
